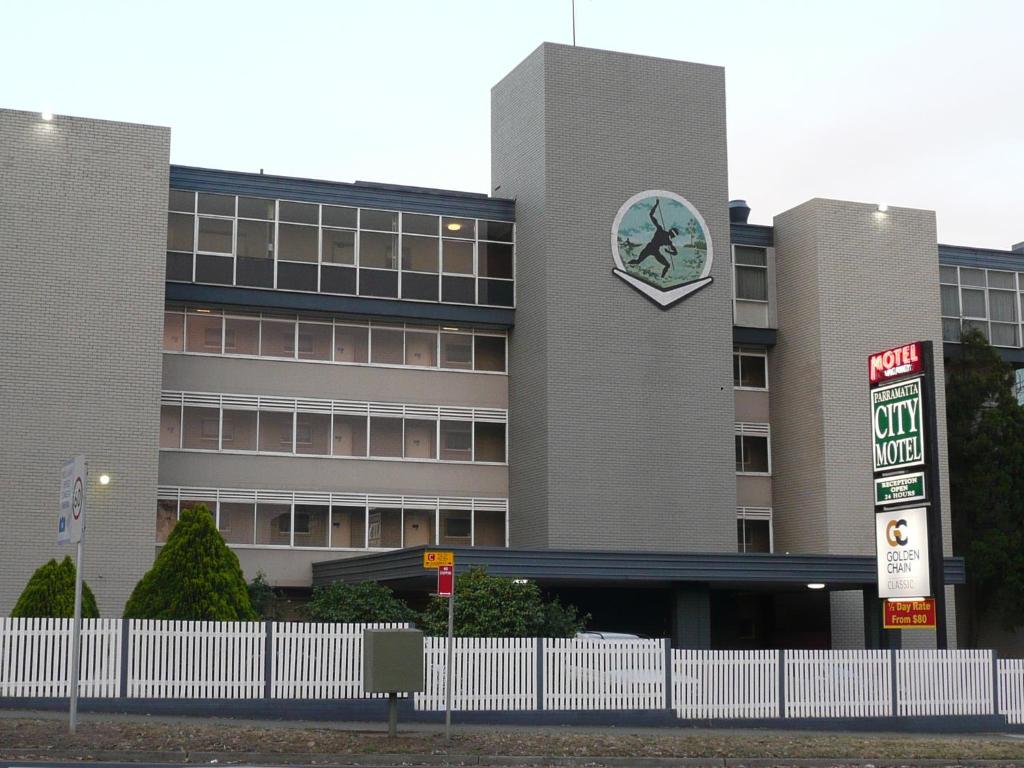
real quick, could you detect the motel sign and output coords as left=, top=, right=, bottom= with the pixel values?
left=870, top=377, right=924, bottom=472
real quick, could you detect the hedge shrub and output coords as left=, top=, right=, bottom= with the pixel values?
left=12, top=556, right=99, bottom=619
left=124, top=504, right=257, bottom=620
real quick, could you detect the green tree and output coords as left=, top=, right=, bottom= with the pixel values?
left=305, top=580, right=416, bottom=623
left=248, top=571, right=283, bottom=620
left=124, top=505, right=257, bottom=621
left=947, top=329, right=1024, bottom=643
left=12, top=556, right=99, bottom=619
left=419, top=567, right=588, bottom=637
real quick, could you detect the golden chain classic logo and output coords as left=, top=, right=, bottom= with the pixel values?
left=610, top=190, right=713, bottom=308
left=885, top=518, right=908, bottom=547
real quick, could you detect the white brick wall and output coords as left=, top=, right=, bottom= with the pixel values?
left=0, top=108, right=169, bottom=616
left=772, top=199, right=956, bottom=647
left=493, top=44, right=737, bottom=552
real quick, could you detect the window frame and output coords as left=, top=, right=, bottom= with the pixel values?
left=159, top=391, right=508, bottom=466
left=165, top=308, right=509, bottom=375
left=736, top=506, right=773, bottom=553
left=733, top=346, right=769, bottom=391
left=735, top=423, right=771, bottom=476
left=166, top=189, right=515, bottom=309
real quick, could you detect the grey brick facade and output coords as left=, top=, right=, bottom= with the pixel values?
left=0, top=108, right=169, bottom=616
left=772, top=199, right=956, bottom=647
left=493, top=44, right=736, bottom=552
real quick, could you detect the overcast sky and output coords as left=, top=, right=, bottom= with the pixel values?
left=2, top=0, right=1020, bottom=249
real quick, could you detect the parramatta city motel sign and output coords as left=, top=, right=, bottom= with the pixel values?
left=868, top=342, right=940, bottom=630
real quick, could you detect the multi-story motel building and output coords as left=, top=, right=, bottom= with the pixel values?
left=3, top=43, right=1022, bottom=651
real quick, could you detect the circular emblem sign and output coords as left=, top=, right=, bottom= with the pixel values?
left=610, top=190, right=714, bottom=308
left=72, top=477, right=83, bottom=520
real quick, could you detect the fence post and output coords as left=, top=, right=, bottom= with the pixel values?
left=993, top=649, right=1000, bottom=717
left=263, top=621, right=273, bottom=700
left=664, top=638, right=673, bottom=713
left=119, top=619, right=130, bottom=699
left=536, top=637, right=544, bottom=711
left=778, top=650, right=785, bottom=719
left=890, top=648, right=898, bottom=717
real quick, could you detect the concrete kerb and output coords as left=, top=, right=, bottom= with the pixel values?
left=3, top=756, right=1024, bottom=768
left=0, top=699, right=1013, bottom=733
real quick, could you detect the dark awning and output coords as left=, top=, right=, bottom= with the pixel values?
left=313, top=546, right=966, bottom=592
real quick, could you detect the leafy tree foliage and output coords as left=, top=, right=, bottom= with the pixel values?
left=947, top=329, right=1024, bottom=641
left=305, top=580, right=416, bottom=624
left=13, top=556, right=99, bottom=619
left=124, top=505, right=257, bottom=621
left=419, top=567, right=588, bottom=637
left=248, top=571, right=284, bottom=620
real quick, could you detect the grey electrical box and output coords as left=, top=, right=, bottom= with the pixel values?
left=363, top=628, right=425, bottom=693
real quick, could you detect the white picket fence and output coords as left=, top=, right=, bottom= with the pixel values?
left=999, top=658, right=1024, bottom=724
left=272, top=622, right=408, bottom=699
left=1, top=619, right=1022, bottom=723
left=416, top=637, right=537, bottom=711
left=127, top=619, right=264, bottom=698
left=543, top=638, right=665, bottom=710
left=673, top=650, right=778, bottom=719
left=0, top=618, right=120, bottom=698
left=897, top=649, right=993, bottom=716
left=785, top=650, right=892, bottom=718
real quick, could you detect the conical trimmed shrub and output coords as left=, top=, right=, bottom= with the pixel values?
left=13, top=556, right=99, bottom=618
left=124, top=504, right=257, bottom=620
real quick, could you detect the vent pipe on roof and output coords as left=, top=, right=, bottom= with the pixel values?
left=1013, top=241, right=1024, bottom=254
left=729, top=199, right=751, bottom=224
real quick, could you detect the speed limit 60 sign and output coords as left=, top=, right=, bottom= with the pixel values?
left=58, top=455, right=86, bottom=545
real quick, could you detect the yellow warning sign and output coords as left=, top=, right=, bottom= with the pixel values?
left=423, top=551, right=454, bottom=569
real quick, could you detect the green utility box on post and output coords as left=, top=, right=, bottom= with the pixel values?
left=363, top=628, right=424, bottom=735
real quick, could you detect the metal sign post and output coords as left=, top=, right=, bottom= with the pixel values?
left=919, top=341, right=947, bottom=648
left=59, top=455, right=87, bottom=735
left=69, top=532, right=84, bottom=734
left=423, top=552, right=456, bottom=741
left=445, top=581, right=454, bottom=741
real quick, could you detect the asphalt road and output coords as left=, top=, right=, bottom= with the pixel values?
left=4, top=761, right=1024, bottom=768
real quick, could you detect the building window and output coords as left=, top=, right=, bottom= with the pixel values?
left=441, top=332, right=473, bottom=369
left=167, top=189, right=514, bottom=308
left=164, top=392, right=506, bottom=465
left=158, top=489, right=508, bottom=550
left=156, top=500, right=178, bottom=543
left=258, top=411, right=294, bottom=453
left=473, top=422, right=506, bottom=463
left=165, top=308, right=507, bottom=374
left=182, top=407, right=219, bottom=450
left=735, top=424, right=770, bottom=474
left=733, top=346, right=768, bottom=389
left=440, top=420, right=472, bottom=461
left=939, top=264, right=1024, bottom=349
left=734, top=246, right=768, bottom=301
left=256, top=503, right=291, bottom=546
left=732, top=245, right=770, bottom=327
left=737, top=507, right=773, bottom=553
left=440, top=509, right=472, bottom=546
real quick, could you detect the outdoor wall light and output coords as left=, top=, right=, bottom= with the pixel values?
left=877, top=203, right=888, bottom=213
left=98, top=473, right=111, bottom=486
left=446, top=222, right=462, bottom=231
left=807, top=583, right=825, bottom=590
left=41, top=111, right=53, bottom=121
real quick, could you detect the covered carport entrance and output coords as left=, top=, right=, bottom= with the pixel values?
left=312, top=547, right=965, bottom=650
